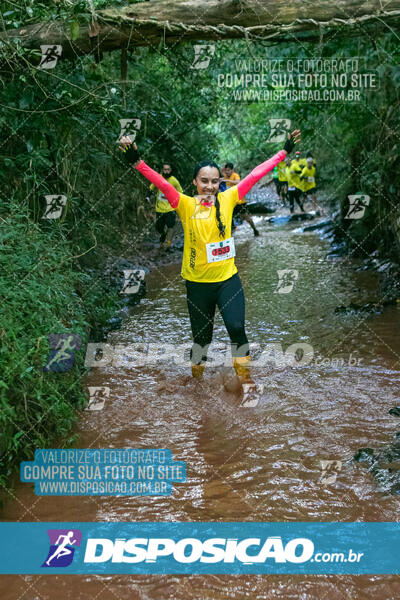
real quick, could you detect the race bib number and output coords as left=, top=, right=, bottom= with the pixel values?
left=307, top=176, right=315, bottom=183
left=288, top=186, right=296, bottom=191
left=206, top=237, right=235, bottom=263
left=159, top=193, right=168, bottom=203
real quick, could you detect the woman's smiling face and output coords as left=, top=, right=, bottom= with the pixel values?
left=193, top=166, right=221, bottom=202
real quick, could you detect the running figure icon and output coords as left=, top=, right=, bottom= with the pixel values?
left=42, top=529, right=82, bottom=568
left=46, top=531, right=77, bottom=566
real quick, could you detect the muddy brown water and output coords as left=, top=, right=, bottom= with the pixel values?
left=2, top=213, right=400, bottom=599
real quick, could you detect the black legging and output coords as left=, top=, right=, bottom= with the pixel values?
left=185, top=273, right=249, bottom=365
left=288, top=188, right=304, bottom=212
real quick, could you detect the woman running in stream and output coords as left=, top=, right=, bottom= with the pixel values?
left=119, top=131, right=301, bottom=389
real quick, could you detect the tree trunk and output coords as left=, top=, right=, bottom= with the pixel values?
left=3, top=0, right=400, bottom=60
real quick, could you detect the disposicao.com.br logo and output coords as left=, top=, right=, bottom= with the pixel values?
left=82, top=536, right=361, bottom=565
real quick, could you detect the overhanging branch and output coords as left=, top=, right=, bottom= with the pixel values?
left=1, top=0, right=400, bottom=60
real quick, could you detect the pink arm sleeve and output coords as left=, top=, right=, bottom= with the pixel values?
left=135, top=160, right=180, bottom=209
left=237, top=150, right=287, bottom=200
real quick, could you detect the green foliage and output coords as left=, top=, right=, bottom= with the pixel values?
left=0, top=198, right=122, bottom=486
left=0, top=0, right=147, bottom=29
left=0, top=202, right=76, bottom=483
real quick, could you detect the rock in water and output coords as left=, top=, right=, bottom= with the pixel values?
left=302, top=219, right=333, bottom=232
left=245, top=202, right=276, bottom=214
left=353, top=448, right=374, bottom=463
left=354, top=436, right=400, bottom=494
left=289, top=213, right=314, bottom=222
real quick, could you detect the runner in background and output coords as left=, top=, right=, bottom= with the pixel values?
left=150, top=163, right=183, bottom=251
left=306, top=150, right=316, bottom=168
left=285, top=157, right=305, bottom=214
left=222, top=162, right=260, bottom=237
left=277, top=159, right=288, bottom=206
left=300, top=156, right=321, bottom=215
left=222, top=162, right=240, bottom=188
left=292, top=150, right=307, bottom=204
left=272, top=165, right=280, bottom=196
left=296, top=150, right=307, bottom=169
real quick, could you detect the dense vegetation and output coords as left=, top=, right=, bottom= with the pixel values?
left=1, top=0, right=400, bottom=490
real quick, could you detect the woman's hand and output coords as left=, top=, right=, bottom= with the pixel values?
left=118, top=135, right=132, bottom=151
left=283, top=129, right=301, bottom=154
left=119, top=136, right=141, bottom=165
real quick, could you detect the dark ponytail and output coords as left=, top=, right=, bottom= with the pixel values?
left=215, top=193, right=225, bottom=238
left=193, top=160, right=226, bottom=239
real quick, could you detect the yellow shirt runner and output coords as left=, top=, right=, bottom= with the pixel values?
left=277, top=160, right=287, bottom=182
left=150, top=176, right=183, bottom=213
left=300, top=165, right=316, bottom=191
left=224, top=172, right=241, bottom=187
left=176, top=186, right=242, bottom=283
left=286, top=160, right=303, bottom=190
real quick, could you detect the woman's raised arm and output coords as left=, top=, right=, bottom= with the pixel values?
left=237, top=129, right=301, bottom=200
left=119, top=138, right=180, bottom=209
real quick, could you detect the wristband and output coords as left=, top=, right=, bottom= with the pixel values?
left=283, top=136, right=295, bottom=154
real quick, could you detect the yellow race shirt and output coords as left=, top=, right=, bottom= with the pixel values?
left=294, top=158, right=307, bottom=191
left=286, top=160, right=303, bottom=190
left=224, top=172, right=241, bottom=188
left=298, top=158, right=307, bottom=168
left=176, top=186, right=242, bottom=283
left=277, top=160, right=287, bottom=182
left=300, top=165, right=316, bottom=191
left=151, top=176, right=183, bottom=213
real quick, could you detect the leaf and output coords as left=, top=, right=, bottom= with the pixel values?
left=70, top=20, right=80, bottom=41
left=20, top=366, right=34, bottom=379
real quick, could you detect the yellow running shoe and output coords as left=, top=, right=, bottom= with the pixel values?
left=191, top=363, right=205, bottom=379
left=233, top=356, right=251, bottom=381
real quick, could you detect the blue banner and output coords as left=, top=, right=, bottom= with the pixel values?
left=0, top=522, right=399, bottom=574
